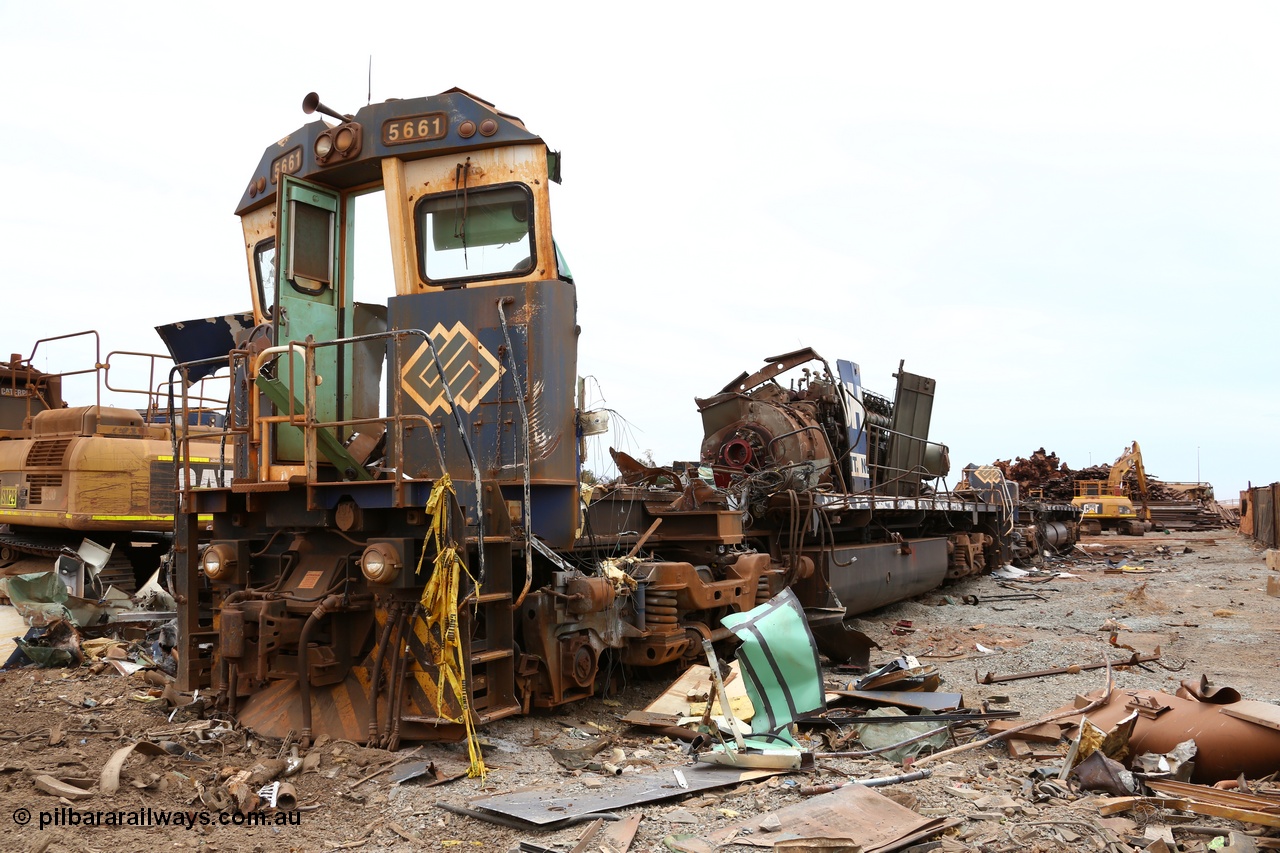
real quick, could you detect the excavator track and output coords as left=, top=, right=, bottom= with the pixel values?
left=0, top=531, right=64, bottom=560
left=0, top=531, right=142, bottom=595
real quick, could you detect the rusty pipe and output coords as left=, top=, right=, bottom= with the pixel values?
left=216, top=648, right=232, bottom=710
left=978, top=651, right=1160, bottom=684
left=385, top=619, right=410, bottom=752
left=297, top=594, right=344, bottom=747
left=800, top=768, right=933, bottom=796
left=624, top=518, right=663, bottom=559
left=227, top=662, right=238, bottom=717
left=376, top=604, right=407, bottom=742
left=275, top=782, right=298, bottom=811
left=367, top=601, right=401, bottom=746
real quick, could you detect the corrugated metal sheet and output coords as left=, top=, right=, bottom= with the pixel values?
left=1243, top=483, right=1280, bottom=549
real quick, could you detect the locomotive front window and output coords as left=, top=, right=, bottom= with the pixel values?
left=254, top=238, right=277, bottom=317
left=415, top=184, right=535, bottom=285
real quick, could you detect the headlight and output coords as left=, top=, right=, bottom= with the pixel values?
left=314, top=123, right=361, bottom=165
left=201, top=544, right=236, bottom=580
left=361, top=543, right=401, bottom=584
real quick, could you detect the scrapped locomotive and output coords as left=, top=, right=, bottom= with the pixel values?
left=167, top=90, right=1050, bottom=747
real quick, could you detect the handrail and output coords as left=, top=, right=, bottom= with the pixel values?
left=167, top=329, right=470, bottom=510
left=26, top=329, right=102, bottom=410
left=14, top=330, right=229, bottom=423
left=166, top=356, right=241, bottom=494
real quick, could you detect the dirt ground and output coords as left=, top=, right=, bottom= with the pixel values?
left=0, top=529, right=1277, bottom=853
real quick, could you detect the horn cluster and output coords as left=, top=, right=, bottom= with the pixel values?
left=303, top=93, right=362, bottom=166
left=302, top=92, right=352, bottom=122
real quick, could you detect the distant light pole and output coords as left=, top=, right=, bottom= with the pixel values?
left=1197, top=446, right=1201, bottom=485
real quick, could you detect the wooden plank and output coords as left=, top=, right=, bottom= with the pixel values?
left=1181, top=800, right=1280, bottom=829
left=643, top=662, right=750, bottom=719
left=597, top=814, right=643, bottom=853
left=622, top=709, right=681, bottom=728
left=1007, top=738, right=1033, bottom=759
left=620, top=710, right=699, bottom=742
left=1220, top=699, right=1280, bottom=732
left=644, top=665, right=714, bottom=717
left=1145, top=778, right=1280, bottom=812
left=1096, top=796, right=1188, bottom=816
left=985, top=720, right=1063, bottom=744
left=568, top=818, right=605, bottom=853
left=1006, top=738, right=1061, bottom=760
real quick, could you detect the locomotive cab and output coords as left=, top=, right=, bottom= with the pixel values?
left=175, top=90, right=583, bottom=745
left=233, top=90, right=576, bottom=533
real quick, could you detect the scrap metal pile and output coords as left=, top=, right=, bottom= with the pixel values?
left=0, top=537, right=179, bottom=670
left=996, top=448, right=1234, bottom=530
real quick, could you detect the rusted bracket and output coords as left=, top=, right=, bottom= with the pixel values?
left=1126, top=694, right=1172, bottom=719
left=978, top=650, right=1161, bottom=684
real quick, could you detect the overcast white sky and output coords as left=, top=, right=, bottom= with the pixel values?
left=2, top=2, right=1276, bottom=497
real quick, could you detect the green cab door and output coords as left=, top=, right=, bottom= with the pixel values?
left=273, top=175, right=352, bottom=462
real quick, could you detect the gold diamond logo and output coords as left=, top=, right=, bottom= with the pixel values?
left=400, top=322, right=503, bottom=415
left=971, top=465, right=1003, bottom=484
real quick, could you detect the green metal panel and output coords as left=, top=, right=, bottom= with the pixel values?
left=274, top=175, right=351, bottom=461
left=255, top=377, right=371, bottom=481
left=720, top=588, right=825, bottom=741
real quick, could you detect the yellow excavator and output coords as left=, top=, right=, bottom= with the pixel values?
left=1072, top=441, right=1153, bottom=536
left=0, top=330, right=232, bottom=590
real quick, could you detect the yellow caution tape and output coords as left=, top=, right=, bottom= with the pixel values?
left=415, top=474, right=486, bottom=779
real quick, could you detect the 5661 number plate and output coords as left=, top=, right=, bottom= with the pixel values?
left=270, top=146, right=303, bottom=184
left=382, top=113, right=448, bottom=145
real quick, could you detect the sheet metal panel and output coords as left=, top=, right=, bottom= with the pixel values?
left=468, top=764, right=784, bottom=824
left=816, top=538, right=950, bottom=617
